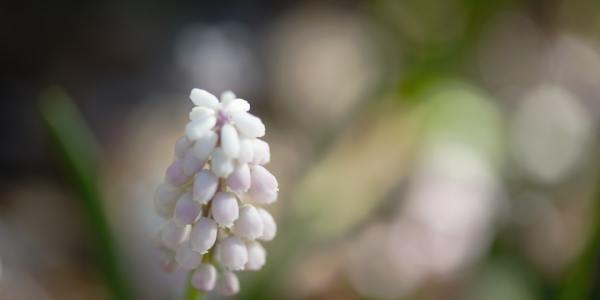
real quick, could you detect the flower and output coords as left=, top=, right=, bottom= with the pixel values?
left=154, top=89, right=279, bottom=296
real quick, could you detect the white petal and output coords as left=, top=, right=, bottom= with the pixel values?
left=185, top=116, right=217, bottom=141
left=232, top=112, right=265, bottom=138
left=227, top=163, right=251, bottom=193
left=221, top=123, right=240, bottom=158
left=238, top=138, right=254, bottom=163
left=245, top=241, right=266, bottom=271
left=220, top=91, right=236, bottom=106
left=216, top=271, right=240, bottom=296
left=192, top=131, right=218, bottom=161
left=175, top=243, right=202, bottom=270
left=190, top=89, right=220, bottom=109
left=232, top=204, right=264, bottom=240
left=193, top=170, right=218, bottom=204
left=154, top=183, right=182, bottom=219
left=211, top=192, right=239, bottom=227
left=257, top=208, right=277, bottom=241
left=211, top=147, right=235, bottom=178
left=189, top=106, right=215, bottom=121
left=173, top=192, right=202, bottom=226
left=191, top=263, right=217, bottom=291
left=251, top=139, right=271, bottom=165
left=183, top=148, right=204, bottom=176
left=174, top=136, right=191, bottom=159
left=160, top=221, right=190, bottom=250
left=216, top=236, right=248, bottom=271
left=190, top=218, right=218, bottom=254
left=225, top=98, right=250, bottom=112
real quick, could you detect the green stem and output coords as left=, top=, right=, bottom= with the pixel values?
left=184, top=273, right=205, bottom=300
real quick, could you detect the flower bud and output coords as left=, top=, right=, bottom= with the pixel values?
left=173, top=192, right=202, bottom=226
left=216, top=236, right=248, bottom=271
left=211, top=147, right=235, bottom=178
left=257, top=208, right=277, bottom=241
left=154, top=183, right=181, bottom=219
left=165, top=159, right=190, bottom=186
left=160, top=221, right=190, bottom=250
left=232, top=205, right=263, bottom=240
left=190, top=218, right=217, bottom=254
left=221, top=123, right=240, bottom=158
left=238, top=138, right=254, bottom=163
left=175, top=243, right=202, bottom=270
left=193, top=170, right=218, bottom=204
left=232, top=112, right=265, bottom=138
left=216, top=271, right=240, bottom=296
left=227, top=163, right=251, bottom=193
left=174, top=136, right=191, bottom=159
left=211, top=192, right=239, bottom=227
left=248, top=165, right=278, bottom=204
left=251, top=139, right=270, bottom=165
left=192, top=131, right=218, bottom=162
left=186, top=115, right=217, bottom=141
left=245, top=241, right=266, bottom=271
left=191, top=263, right=217, bottom=291
left=183, top=148, right=204, bottom=176
left=159, top=251, right=177, bottom=273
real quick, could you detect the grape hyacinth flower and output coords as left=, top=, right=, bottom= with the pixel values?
left=154, top=89, right=278, bottom=296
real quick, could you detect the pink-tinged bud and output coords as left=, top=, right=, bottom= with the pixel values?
left=221, top=123, right=240, bottom=158
left=173, top=193, right=202, bottom=226
left=257, top=208, right=277, bottom=241
left=165, top=159, right=190, bottom=186
left=183, top=148, right=204, bottom=176
left=211, top=192, right=239, bottom=227
left=245, top=241, right=266, bottom=271
left=191, top=263, right=217, bottom=291
left=193, top=170, right=218, bottom=204
left=251, top=139, right=270, bottom=165
left=159, top=251, right=178, bottom=273
left=216, top=271, right=240, bottom=296
left=227, top=164, right=251, bottom=193
left=238, top=138, right=254, bottom=163
left=193, top=131, right=218, bottom=162
left=160, top=221, right=190, bottom=250
left=232, top=205, right=263, bottom=240
left=190, top=218, right=217, bottom=254
left=212, top=147, right=235, bottom=178
left=174, top=136, right=191, bottom=159
left=154, top=183, right=181, bottom=219
left=216, top=236, right=248, bottom=271
left=175, top=243, right=202, bottom=270
left=248, top=166, right=278, bottom=204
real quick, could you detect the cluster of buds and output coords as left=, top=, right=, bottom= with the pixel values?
left=154, top=89, right=278, bottom=296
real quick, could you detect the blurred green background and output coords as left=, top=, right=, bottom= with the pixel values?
left=2, top=0, right=600, bottom=299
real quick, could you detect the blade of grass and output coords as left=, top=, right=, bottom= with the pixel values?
left=39, top=87, right=133, bottom=300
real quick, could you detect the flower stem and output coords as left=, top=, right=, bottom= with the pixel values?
left=184, top=273, right=205, bottom=300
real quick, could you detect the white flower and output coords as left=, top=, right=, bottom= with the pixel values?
left=155, top=88, right=278, bottom=296
left=173, top=192, right=202, bottom=226
left=186, top=89, right=265, bottom=158
left=211, top=192, right=239, bottom=227
left=245, top=241, right=267, bottom=271
left=216, top=271, right=240, bottom=296
left=216, top=236, right=248, bottom=271
left=193, top=170, right=218, bottom=204
left=175, top=243, right=203, bottom=270
left=190, top=218, right=218, bottom=254
left=257, top=208, right=277, bottom=241
left=232, top=205, right=264, bottom=240
left=192, top=263, right=218, bottom=291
